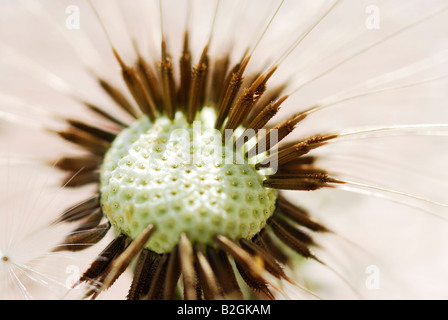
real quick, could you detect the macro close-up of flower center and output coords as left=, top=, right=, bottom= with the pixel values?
left=1, top=0, right=448, bottom=302
left=51, top=16, right=340, bottom=297
left=100, top=107, right=277, bottom=253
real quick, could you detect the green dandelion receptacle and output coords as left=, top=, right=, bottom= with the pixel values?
left=100, top=108, right=278, bottom=253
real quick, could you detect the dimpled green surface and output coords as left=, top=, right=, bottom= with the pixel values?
left=100, top=108, right=277, bottom=253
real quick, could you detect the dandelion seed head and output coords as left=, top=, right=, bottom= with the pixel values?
left=1, top=0, right=448, bottom=300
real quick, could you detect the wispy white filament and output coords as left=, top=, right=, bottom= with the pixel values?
left=18, top=0, right=103, bottom=68
left=304, top=51, right=448, bottom=115
left=333, top=180, right=448, bottom=221
left=336, top=124, right=448, bottom=140
left=291, top=3, right=448, bottom=94
left=0, top=45, right=79, bottom=99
